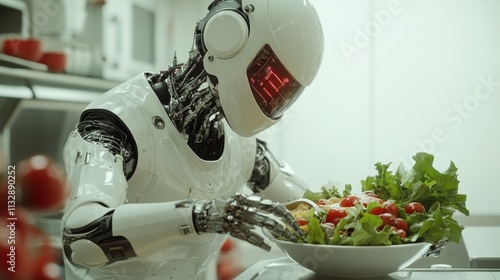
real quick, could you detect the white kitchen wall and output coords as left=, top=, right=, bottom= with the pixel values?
left=262, top=0, right=374, bottom=193
left=266, top=0, right=500, bottom=219
left=370, top=0, right=500, bottom=218
left=161, top=0, right=213, bottom=65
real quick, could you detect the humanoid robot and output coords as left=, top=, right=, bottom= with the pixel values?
left=60, top=0, right=324, bottom=279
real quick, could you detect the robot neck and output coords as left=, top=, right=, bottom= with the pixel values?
left=150, top=54, right=225, bottom=160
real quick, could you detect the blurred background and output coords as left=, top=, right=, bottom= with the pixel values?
left=1, top=0, right=499, bottom=278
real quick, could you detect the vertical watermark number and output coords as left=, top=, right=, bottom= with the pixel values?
left=5, top=165, right=17, bottom=273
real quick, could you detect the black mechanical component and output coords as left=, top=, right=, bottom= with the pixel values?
left=247, top=139, right=271, bottom=193
left=148, top=46, right=225, bottom=161
left=62, top=211, right=137, bottom=266
left=77, top=111, right=137, bottom=179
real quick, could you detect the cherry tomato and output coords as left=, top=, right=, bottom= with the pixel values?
left=394, top=218, right=409, bottom=232
left=368, top=206, right=384, bottom=215
left=340, top=195, right=358, bottom=207
left=0, top=211, right=51, bottom=280
left=326, top=208, right=347, bottom=225
left=378, top=213, right=396, bottom=230
left=0, top=183, right=9, bottom=218
left=296, top=218, right=309, bottom=226
left=396, top=229, right=407, bottom=238
left=32, top=262, right=61, bottom=280
left=217, top=258, right=242, bottom=280
left=18, top=155, right=68, bottom=211
left=27, top=226, right=59, bottom=280
left=404, top=202, right=425, bottom=214
left=1, top=219, right=28, bottom=280
left=220, top=238, right=235, bottom=253
left=383, top=201, right=399, bottom=217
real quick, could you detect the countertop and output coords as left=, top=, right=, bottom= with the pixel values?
left=235, top=257, right=500, bottom=280
left=460, top=226, right=500, bottom=268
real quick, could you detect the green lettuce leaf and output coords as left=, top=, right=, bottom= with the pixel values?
left=296, top=152, right=468, bottom=247
left=302, top=184, right=350, bottom=202
left=361, top=152, right=469, bottom=245
left=305, top=213, right=326, bottom=244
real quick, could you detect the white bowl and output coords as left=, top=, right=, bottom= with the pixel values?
left=263, top=229, right=431, bottom=278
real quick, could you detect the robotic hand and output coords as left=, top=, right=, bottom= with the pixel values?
left=192, top=193, right=301, bottom=251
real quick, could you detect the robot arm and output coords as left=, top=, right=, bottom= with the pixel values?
left=248, top=139, right=309, bottom=203
left=62, top=0, right=325, bottom=269
left=61, top=119, right=197, bottom=268
left=62, top=117, right=301, bottom=268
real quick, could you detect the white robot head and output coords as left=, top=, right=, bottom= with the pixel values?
left=197, top=0, right=324, bottom=137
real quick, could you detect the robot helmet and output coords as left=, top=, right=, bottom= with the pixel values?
left=198, top=0, right=324, bottom=137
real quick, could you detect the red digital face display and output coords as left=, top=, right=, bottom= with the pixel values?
left=247, top=44, right=304, bottom=118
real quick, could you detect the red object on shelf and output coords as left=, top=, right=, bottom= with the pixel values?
left=2, top=38, right=43, bottom=62
left=38, top=52, right=67, bottom=73
left=17, top=155, right=68, bottom=211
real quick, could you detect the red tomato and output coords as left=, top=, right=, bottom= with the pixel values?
left=0, top=183, right=9, bottom=218
left=220, top=238, right=235, bottom=253
left=0, top=223, right=26, bottom=279
left=18, top=155, right=68, bottom=211
left=396, top=229, right=407, bottom=238
left=383, top=201, right=399, bottom=217
left=378, top=213, right=396, bottom=230
left=340, top=195, right=358, bottom=207
left=217, top=258, right=242, bottom=280
left=296, top=218, right=309, bottom=226
left=369, top=206, right=384, bottom=215
left=326, top=208, right=347, bottom=225
left=27, top=226, right=59, bottom=280
left=31, top=262, right=61, bottom=280
left=394, top=218, right=409, bottom=232
left=0, top=212, right=40, bottom=280
left=404, top=202, right=425, bottom=214
left=0, top=211, right=57, bottom=280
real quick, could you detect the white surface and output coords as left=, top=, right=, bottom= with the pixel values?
left=0, top=78, right=33, bottom=98
left=32, top=85, right=101, bottom=103
left=462, top=227, right=500, bottom=260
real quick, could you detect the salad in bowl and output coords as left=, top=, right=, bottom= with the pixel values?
left=266, top=152, right=470, bottom=277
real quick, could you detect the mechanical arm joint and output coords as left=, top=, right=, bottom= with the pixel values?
left=63, top=208, right=137, bottom=268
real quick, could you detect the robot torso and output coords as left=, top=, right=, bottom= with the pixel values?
left=65, top=73, right=256, bottom=279
left=86, top=73, right=256, bottom=203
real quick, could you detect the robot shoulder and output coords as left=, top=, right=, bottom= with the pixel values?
left=80, top=73, right=167, bottom=190
left=84, top=73, right=164, bottom=119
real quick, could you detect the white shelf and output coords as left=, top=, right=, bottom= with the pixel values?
left=0, top=65, right=120, bottom=91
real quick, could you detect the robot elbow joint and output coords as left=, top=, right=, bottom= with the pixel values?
left=65, top=239, right=109, bottom=268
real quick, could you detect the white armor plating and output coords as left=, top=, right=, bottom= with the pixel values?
left=62, top=74, right=256, bottom=279
left=61, top=0, right=324, bottom=279
left=202, top=0, right=323, bottom=136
